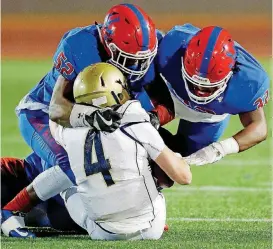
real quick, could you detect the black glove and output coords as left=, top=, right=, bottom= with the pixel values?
left=148, top=111, right=160, bottom=130
left=85, top=107, right=122, bottom=133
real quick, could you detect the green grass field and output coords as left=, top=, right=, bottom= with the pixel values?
left=1, top=59, right=272, bottom=248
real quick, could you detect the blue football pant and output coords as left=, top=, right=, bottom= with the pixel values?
left=18, top=109, right=75, bottom=183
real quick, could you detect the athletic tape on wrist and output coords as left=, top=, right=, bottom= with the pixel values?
left=219, top=137, right=239, bottom=155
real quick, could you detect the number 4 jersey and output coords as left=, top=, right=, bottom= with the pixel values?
left=53, top=100, right=166, bottom=233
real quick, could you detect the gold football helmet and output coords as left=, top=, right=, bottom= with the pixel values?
left=73, top=62, right=131, bottom=107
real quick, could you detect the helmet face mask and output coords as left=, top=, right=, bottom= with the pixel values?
left=182, top=58, right=232, bottom=104
left=99, top=4, right=157, bottom=82
left=106, top=41, right=157, bottom=82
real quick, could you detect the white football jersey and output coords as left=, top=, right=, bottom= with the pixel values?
left=54, top=100, right=166, bottom=233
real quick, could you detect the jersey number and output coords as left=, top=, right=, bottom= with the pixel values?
left=254, top=90, right=269, bottom=109
left=54, top=52, right=74, bottom=76
left=84, top=131, right=115, bottom=187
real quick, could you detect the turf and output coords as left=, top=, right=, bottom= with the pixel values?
left=1, top=59, right=272, bottom=248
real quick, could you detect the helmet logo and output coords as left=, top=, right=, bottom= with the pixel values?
left=103, top=13, right=120, bottom=40
left=192, top=75, right=210, bottom=84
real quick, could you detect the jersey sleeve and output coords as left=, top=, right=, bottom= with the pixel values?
left=53, top=39, right=77, bottom=81
left=130, top=123, right=166, bottom=160
left=249, top=75, right=270, bottom=111
left=53, top=27, right=102, bottom=81
left=156, top=29, right=165, bottom=44
left=238, top=75, right=270, bottom=113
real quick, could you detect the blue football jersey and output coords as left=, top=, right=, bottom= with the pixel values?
left=157, top=24, right=269, bottom=121
left=22, top=25, right=163, bottom=111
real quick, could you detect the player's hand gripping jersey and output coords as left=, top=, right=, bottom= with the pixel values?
left=157, top=24, right=269, bottom=122
left=52, top=100, right=166, bottom=235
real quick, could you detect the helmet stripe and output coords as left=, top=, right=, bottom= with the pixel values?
left=199, top=27, right=223, bottom=77
left=121, top=4, right=149, bottom=51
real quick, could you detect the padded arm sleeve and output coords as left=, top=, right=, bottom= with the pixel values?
left=33, top=166, right=73, bottom=201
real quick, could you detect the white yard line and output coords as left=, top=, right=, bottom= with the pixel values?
left=167, top=186, right=272, bottom=192
left=167, top=217, right=272, bottom=222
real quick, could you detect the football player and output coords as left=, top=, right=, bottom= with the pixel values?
left=1, top=156, right=85, bottom=235
left=2, top=4, right=173, bottom=237
left=156, top=24, right=269, bottom=165
left=2, top=63, right=192, bottom=239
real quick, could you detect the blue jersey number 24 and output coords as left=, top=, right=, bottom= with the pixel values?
left=84, top=131, right=115, bottom=187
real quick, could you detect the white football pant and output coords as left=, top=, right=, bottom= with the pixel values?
left=61, top=187, right=166, bottom=240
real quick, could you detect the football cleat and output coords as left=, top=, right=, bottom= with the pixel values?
left=1, top=210, right=36, bottom=238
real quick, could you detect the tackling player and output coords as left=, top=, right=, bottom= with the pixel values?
left=156, top=24, right=269, bottom=165
left=2, top=63, right=192, bottom=239
left=2, top=4, right=173, bottom=236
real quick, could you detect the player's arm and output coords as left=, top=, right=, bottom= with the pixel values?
left=185, top=83, right=269, bottom=166
left=49, top=75, right=99, bottom=128
left=155, top=146, right=192, bottom=185
left=49, top=75, right=121, bottom=131
left=49, top=40, right=121, bottom=130
left=145, top=73, right=175, bottom=126
left=49, top=75, right=74, bottom=127
left=135, top=123, right=191, bottom=185
left=48, top=40, right=98, bottom=127
left=234, top=107, right=267, bottom=151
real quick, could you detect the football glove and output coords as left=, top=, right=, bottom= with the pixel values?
left=184, top=143, right=225, bottom=166
left=85, top=107, right=122, bottom=133
left=184, top=138, right=239, bottom=166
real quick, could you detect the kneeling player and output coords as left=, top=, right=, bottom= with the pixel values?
left=2, top=63, right=192, bottom=239
left=1, top=156, right=84, bottom=235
